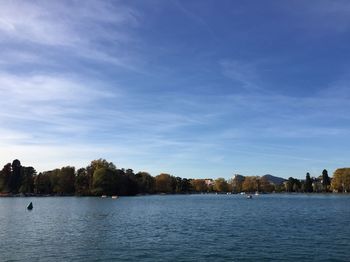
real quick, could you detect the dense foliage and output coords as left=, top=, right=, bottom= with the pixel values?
left=0, top=159, right=349, bottom=196
left=331, top=168, right=350, bottom=193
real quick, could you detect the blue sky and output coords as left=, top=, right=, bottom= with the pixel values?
left=1, top=0, right=350, bottom=179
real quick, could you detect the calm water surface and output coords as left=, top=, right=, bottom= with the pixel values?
left=1, top=194, right=349, bottom=261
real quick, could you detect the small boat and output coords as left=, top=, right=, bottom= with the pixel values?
left=246, top=195, right=253, bottom=199
left=111, top=196, right=118, bottom=199
left=27, top=202, right=33, bottom=210
left=101, top=195, right=107, bottom=198
left=255, top=191, right=259, bottom=196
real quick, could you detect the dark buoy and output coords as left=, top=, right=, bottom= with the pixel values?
left=27, top=202, right=33, bottom=210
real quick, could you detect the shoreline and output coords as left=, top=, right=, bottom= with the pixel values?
left=0, top=192, right=347, bottom=198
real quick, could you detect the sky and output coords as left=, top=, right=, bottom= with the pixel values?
left=1, top=0, right=350, bottom=179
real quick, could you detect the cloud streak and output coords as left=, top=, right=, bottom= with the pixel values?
left=0, top=0, right=142, bottom=71
left=0, top=1, right=349, bottom=179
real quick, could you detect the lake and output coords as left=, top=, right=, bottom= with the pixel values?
left=1, top=194, right=349, bottom=261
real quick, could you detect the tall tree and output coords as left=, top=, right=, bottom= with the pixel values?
left=34, top=173, right=52, bottom=194
left=322, top=169, right=330, bottom=192
left=9, top=159, right=22, bottom=193
left=19, top=166, right=36, bottom=193
left=305, top=172, right=313, bottom=193
left=231, top=175, right=244, bottom=193
left=92, top=167, right=117, bottom=196
left=48, top=169, right=61, bottom=193
left=180, top=178, right=191, bottom=193
left=175, top=177, right=191, bottom=193
left=285, top=177, right=301, bottom=192
left=122, top=169, right=139, bottom=196
left=135, top=172, right=155, bottom=194
left=59, top=166, right=75, bottom=194
left=75, top=168, right=90, bottom=195
left=87, top=159, right=116, bottom=191
left=0, top=163, right=12, bottom=192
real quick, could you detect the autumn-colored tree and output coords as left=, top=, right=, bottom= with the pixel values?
left=155, top=173, right=173, bottom=193
left=259, top=176, right=274, bottom=193
left=242, top=176, right=258, bottom=193
left=190, top=179, right=207, bottom=192
left=331, top=168, right=350, bottom=193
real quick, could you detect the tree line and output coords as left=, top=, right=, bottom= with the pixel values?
left=0, top=159, right=349, bottom=196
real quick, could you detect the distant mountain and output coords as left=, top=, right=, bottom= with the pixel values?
left=232, top=174, right=245, bottom=182
left=262, top=174, right=286, bottom=185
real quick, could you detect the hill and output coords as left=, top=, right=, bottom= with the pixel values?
left=262, top=174, right=286, bottom=185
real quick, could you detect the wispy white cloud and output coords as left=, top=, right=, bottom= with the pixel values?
left=0, top=1, right=349, bottom=178
left=0, top=0, right=142, bottom=69
left=0, top=73, right=113, bottom=103
left=0, top=1, right=138, bottom=45
left=219, top=60, right=265, bottom=93
left=172, top=0, right=218, bottom=40
left=276, top=0, right=350, bottom=36
left=0, top=72, right=119, bottom=146
left=304, top=0, right=350, bottom=33
left=0, top=143, right=117, bottom=171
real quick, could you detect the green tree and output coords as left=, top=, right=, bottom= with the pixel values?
left=231, top=175, right=244, bottom=193
left=59, top=166, right=75, bottom=194
left=285, top=177, right=293, bottom=192
left=121, top=169, right=139, bottom=196
left=40, top=167, right=75, bottom=195
left=92, top=167, right=117, bottom=196
left=180, top=178, right=191, bottom=193
left=322, top=169, right=330, bottom=192
left=0, top=163, right=12, bottom=192
left=87, top=159, right=116, bottom=191
left=9, top=159, right=22, bottom=193
left=214, top=178, right=229, bottom=193
left=135, top=172, right=155, bottom=194
left=34, top=173, right=52, bottom=194
left=174, top=177, right=184, bottom=193
left=19, top=166, right=36, bottom=194
left=75, top=168, right=90, bottom=195
left=305, top=173, right=313, bottom=193
left=285, top=177, right=301, bottom=192
left=47, top=169, right=60, bottom=193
